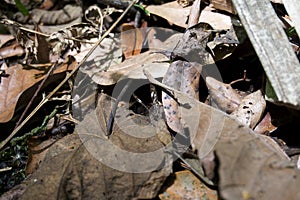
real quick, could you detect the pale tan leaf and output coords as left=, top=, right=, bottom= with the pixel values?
left=199, top=7, right=233, bottom=30
left=90, top=51, right=169, bottom=85
left=216, top=129, right=299, bottom=200
left=206, top=76, right=242, bottom=113
left=146, top=1, right=191, bottom=28
left=230, top=90, right=266, bottom=129
left=211, top=0, right=237, bottom=14
left=0, top=34, right=15, bottom=48
left=0, top=40, right=24, bottom=59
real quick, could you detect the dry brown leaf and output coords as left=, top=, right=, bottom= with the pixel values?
left=25, top=137, right=58, bottom=175
left=146, top=1, right=191, bottom=28
left=146, top=28, right=183, bottom=51
left=161, top=23, right=213, bottom=134
left=211, top=0, right=237, bottom=14
left=17, top=94, right=172, bottom=199
left=0, top=40, right=24, bottom=59
left=254, top=112, right=277, bottom=134
left=158, top=170, right=218, bottom=200
left=216, top=128, right=300, bottom=200
left=206, top=76, right=242, bottom=113
left=0, top=35, right=15, bottom=48
left=120, top=23, right=144, bottom=59
left=230, top=90, right=266, bottom=129
left=89, top=51, right=169, bottom=85
left=0, top=59, right=76, bottom=123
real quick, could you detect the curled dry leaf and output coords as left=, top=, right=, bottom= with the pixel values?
left=230, top=90, right=266, bottom=129
left=161, top=23, right=213, bottom=134
left=206, top=76, right=242, bottom=113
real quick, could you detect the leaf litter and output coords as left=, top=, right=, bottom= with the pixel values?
left=0, top=0, right=300, bottom=199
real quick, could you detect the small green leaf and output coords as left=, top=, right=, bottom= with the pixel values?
left=14, top=0, right=29, bottom=16
left=287, top=27, right=296, bottom=37
left=265, top=77, right=278, bottom=101
left=134, top=4, right=151, bottom=16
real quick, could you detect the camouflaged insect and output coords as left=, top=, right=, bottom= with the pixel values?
left=162, top=23, right=214, bottom=134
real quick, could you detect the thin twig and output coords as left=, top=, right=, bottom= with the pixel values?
left=0, top=0, right=138, bottom=150
left=14, top=62, right=58, bottom=128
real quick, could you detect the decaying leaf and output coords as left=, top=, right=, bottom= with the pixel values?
left=16, top=94, right=172, bottom=199
left=25, top=137, right=57, bottom=175
left=216, top=128, right=300, bottom=200
left=158, top=170, right=218, bottom=200
left=230, top=89, right=266, bottom=129
left=206, top=76, right=242, bottom=113
left=0, top=58, right=76, bottom=123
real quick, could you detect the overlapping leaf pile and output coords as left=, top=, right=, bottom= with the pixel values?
left=0, top=0, right=300, bottom=199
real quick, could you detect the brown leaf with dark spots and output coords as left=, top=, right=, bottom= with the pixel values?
left=230, top=90, right=266, bottom=129
left=162, top=61, right=202, bottom=133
